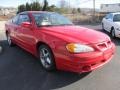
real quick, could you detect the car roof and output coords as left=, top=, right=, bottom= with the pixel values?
left=19, top=11, right=55, bottom=15
left=109, top=12, right=120, bottom=15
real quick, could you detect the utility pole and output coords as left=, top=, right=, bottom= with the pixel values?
left=93, top=0, right=95, bottom=21
left=68, top=0, right=70, bottom=13
left=69, top=0, right=70, bottom=8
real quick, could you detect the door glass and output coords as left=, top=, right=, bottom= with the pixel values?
left=18, top=14, right=30, bottom=25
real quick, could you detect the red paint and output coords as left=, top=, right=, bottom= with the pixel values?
left=5, top=11, right=115, bottom=73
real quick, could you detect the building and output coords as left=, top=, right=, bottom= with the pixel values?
left=100, top=3, right=120, bottom=13
left=0, top=7, right=17, bottom=15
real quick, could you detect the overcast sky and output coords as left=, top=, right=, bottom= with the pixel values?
left=0, top=0, right=120, bottom=9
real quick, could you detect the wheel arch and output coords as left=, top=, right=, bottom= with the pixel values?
left=36, top=41, right=56, bottom=69
left=36, top=41, right=53, bottom=55
left=6, top=30, right=9, bottom=35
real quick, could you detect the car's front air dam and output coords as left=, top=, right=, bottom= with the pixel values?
left=55, top=43, right=115, bottom=73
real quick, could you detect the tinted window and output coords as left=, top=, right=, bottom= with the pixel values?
left=18, top=14, right=30, bottom=25
left=113, top=14, right=120, bottom=22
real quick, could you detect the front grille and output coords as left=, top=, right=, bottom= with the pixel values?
left=97, top=41, right=112, bottom=51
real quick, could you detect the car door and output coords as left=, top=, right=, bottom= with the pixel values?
left=9, top=15, right=19, bottom=42
left=17, top=14, right=36, bottom=53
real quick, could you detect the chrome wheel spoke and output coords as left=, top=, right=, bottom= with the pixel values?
left=46, top=57, right=51, bottom=64
left=40, top=48, right=51, bottom=68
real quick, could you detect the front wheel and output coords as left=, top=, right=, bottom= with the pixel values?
left=39, top=45, right=56, bottom=71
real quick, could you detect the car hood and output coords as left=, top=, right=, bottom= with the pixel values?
left=39, top=26, right=110, bottom=44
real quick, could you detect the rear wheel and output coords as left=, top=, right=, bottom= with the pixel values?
left=39, top=45, right=56, bottom=71
left=6, top=33, right=14, bottom=46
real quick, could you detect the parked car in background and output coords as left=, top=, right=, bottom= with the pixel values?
left=5, top=11, right=115, bottom=73
left=102, top=12, right=120, bottom=38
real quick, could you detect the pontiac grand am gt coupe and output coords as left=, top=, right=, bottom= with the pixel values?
left=5, top=11, right=115, bottom=73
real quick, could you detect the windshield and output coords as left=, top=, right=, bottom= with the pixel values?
left=32, top=13, right=73, bottom=27
left=113, top=14, right=120, bottom=22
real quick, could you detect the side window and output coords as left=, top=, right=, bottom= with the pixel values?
left=33, top=13, right=50, bottom=26
left=18, top=14, right=30, bottom=25
left=12, top=15, right=19, bottom=24
left=109, top=14, right=113, bottom=19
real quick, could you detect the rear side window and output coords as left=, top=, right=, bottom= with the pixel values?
left=18, top=14, right=30, bottom=25
left=12, top=15, right=19, bottom=24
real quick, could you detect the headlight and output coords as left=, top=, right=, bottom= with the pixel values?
left=66, top=43, right=94, bottom=53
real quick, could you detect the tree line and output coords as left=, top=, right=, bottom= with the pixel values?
left=18, top=0, right=57, bottom=13
left=17, top=0, right=81, bottom=14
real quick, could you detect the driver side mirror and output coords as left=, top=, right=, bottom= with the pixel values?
left=21, top=22, right=32, bottom=29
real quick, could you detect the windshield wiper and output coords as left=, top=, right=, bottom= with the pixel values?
left=59, top=24, right=73, bottom=26
left=38, top=25, right=54, bottom=27
left=38, top=24, right=73, bottom=27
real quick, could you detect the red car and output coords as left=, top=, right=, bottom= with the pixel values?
left=5, top=11, right=115, bottom=73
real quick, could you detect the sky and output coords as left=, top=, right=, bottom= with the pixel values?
left=0, top=0, right=120, bottom=9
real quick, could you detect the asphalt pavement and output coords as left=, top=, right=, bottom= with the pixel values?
left=0, top=24, right=120, bottom=90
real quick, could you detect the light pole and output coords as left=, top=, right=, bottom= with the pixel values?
left=93, top=0, right=95, bottom=21
left=93, top=0, right=95, bottom=16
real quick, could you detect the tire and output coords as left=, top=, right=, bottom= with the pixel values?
left=111, top=29, right=116, bottom=38
left=6, top=33, right=14, bottom=46
left=38, top=45, right=56, bottom=71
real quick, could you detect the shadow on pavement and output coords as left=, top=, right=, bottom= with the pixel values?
left=0, top=40, right=90, bottom=90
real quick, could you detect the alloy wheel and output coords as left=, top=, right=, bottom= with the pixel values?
left=40, top=48, right=52, bottom=68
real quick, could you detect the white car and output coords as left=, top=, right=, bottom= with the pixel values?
left=102, top=12, right=120, bottom=38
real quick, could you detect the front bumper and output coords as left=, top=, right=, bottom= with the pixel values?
left=55, top=43, right=115, bottom=73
